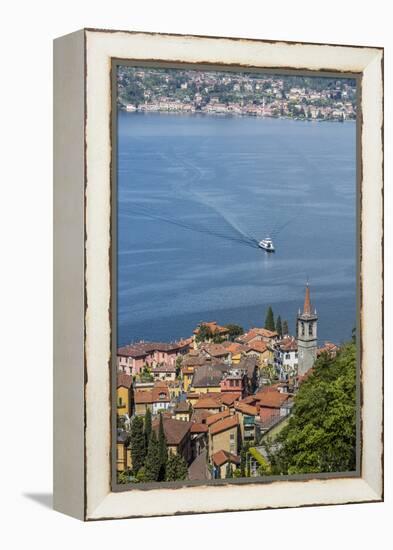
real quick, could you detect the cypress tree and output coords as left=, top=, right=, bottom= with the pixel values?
left=264, top=306, right=275, bottom=331
left=144, top=407, right=152, bottom=447
left=276, top=315, right=283, bottom=337
left=130, top=416, right=146, bottom=475
left=240, top=442, right=249, bottom=477
left=158, top=413, right=168, bottom=481
left=166, top=452, right=188, bottom=481
left=282, top=319, right=289, bottom=336
left=225, top=463, right=233, bottom=478
left=144, top=430, right=160, bottom=482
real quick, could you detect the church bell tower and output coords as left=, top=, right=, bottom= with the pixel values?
left=297, top=283, right=318, bottom=376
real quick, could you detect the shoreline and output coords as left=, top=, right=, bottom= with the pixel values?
left=118, top=107, right=356, bottom=123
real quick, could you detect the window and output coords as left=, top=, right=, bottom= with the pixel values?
left=309, top=323, right=313, bottom=336
left=301, top=322, right=305, bottom=336
left=118, top=397, right=123, bottom=406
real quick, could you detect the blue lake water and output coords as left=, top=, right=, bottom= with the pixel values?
left=117, top=111, right=356, bottom=347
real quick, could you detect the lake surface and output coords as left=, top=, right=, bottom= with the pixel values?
left=117, top=111, right=356, bottom=347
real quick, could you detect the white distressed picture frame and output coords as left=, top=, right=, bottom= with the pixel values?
left=53, top=29, right=383, bottom=521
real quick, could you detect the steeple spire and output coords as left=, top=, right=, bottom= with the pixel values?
left=303, top=282, right=311, bottom=315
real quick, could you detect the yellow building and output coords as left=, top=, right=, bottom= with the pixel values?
left=190, top=364, right=227, bottom=394
left=212, top=450, right=240, bottom=478
left=117, top=372, right=133, bottom=418
left=208, top=415, right=239, bottom=460
left=173, top=401, right=192, bottom=421
left=167, top=380, right=182, bottom=400
left=181, top=366, right=194, bottom=392
left=244, top=341, right=272, bottom=368
left=116, top=430, right=132, bottom=472
left=221, top=342, right=247, bottom=364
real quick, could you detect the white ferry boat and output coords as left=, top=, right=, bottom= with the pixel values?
left=258, top=237, right=275, bottom=252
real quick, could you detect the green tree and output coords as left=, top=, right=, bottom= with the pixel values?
left=240, top=442, right=250, bottom=477
left=195, top=323, right=213, bottom=344
left=264, top=343, right=357, bottom=475
left=144, top=431, right=161, bottom=482
left=117, top=470, right=131, bottom=484
left=225, top=463, right=233, bottom=478
left=158, top=413, right=168, bottom=481
left=225, top=324, right=244, bottom=341
left=130, top=416, right=146, bottom=475
left=175, top=356, right=183, bottom=377
left=144, top=408, right=152, bottom=448
left=282, top=320, right=289, bottom=336
left=166, top=452, right=188, bottom=481
left=276, top=315, right=283, bottom=337
left=135, top=467, right=146, bottom=483
left=264, top=306, right=275, bottom=331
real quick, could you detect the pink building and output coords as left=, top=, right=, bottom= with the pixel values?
left=117, top=340, right=190, bottom=376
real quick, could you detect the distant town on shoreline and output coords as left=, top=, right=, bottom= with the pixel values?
left=117, top=66, right=357, bottom=122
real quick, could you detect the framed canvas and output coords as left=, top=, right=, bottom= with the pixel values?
left=53, top=28, right=384, bottom=521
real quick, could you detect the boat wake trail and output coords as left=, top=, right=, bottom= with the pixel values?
left=126, top=144, right=296, bottom=252
left=130, top=205, right=259, bottom=250
left=168, top=146, right=259, bottom=247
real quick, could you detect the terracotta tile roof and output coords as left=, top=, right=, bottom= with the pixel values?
left=154, top=380, right=168, bottom=388
left=182, top=354, right=220, bottom=368
left=317, top=341, right=338, bottom=356
left=209, top=415, right=238, bottom=436
left=221, top=342, right=247, bottom=355
left=246, top=340, right=268, bottom=353
left=190, top=422, right=208, bottom=433
left=278, top=336, right=298, bottom=352
left=134, top=385, right=170, bottom=404
left=254, top=391, right=290, bottom=408
left=152, top=417, right=191, bottom=446
left=220, top=393, right=239, bottom=406
left=205, top=409, right=231, bottom=426
left=152, top=364, right=176, bottom=373
left=258, top=383, right=284, bottom=393
left=191, top=410, right=213, bottom=423
left=186, top=392, right=200, bottom=400
left=259, top=408, right=283, bottom=430
left=201, top=343, right=230, bottom=357
left=117, top=372, right=133, bottom=389
left=193, top=321, right=229, bottom=335
left=239, top=327, right=278, bottom=344
left=235, top=402, right=258, bottom=416
left=259, top=407, right=277, bottom=422
left=193, top=397, right=222, bottom=410
left=239, top=395, right=258, bottom=405
left=212, top=450, right=240, bottom=468
left=118, top=340, right=189, bottom=358
left=174, top=401, right=191, bottom=413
